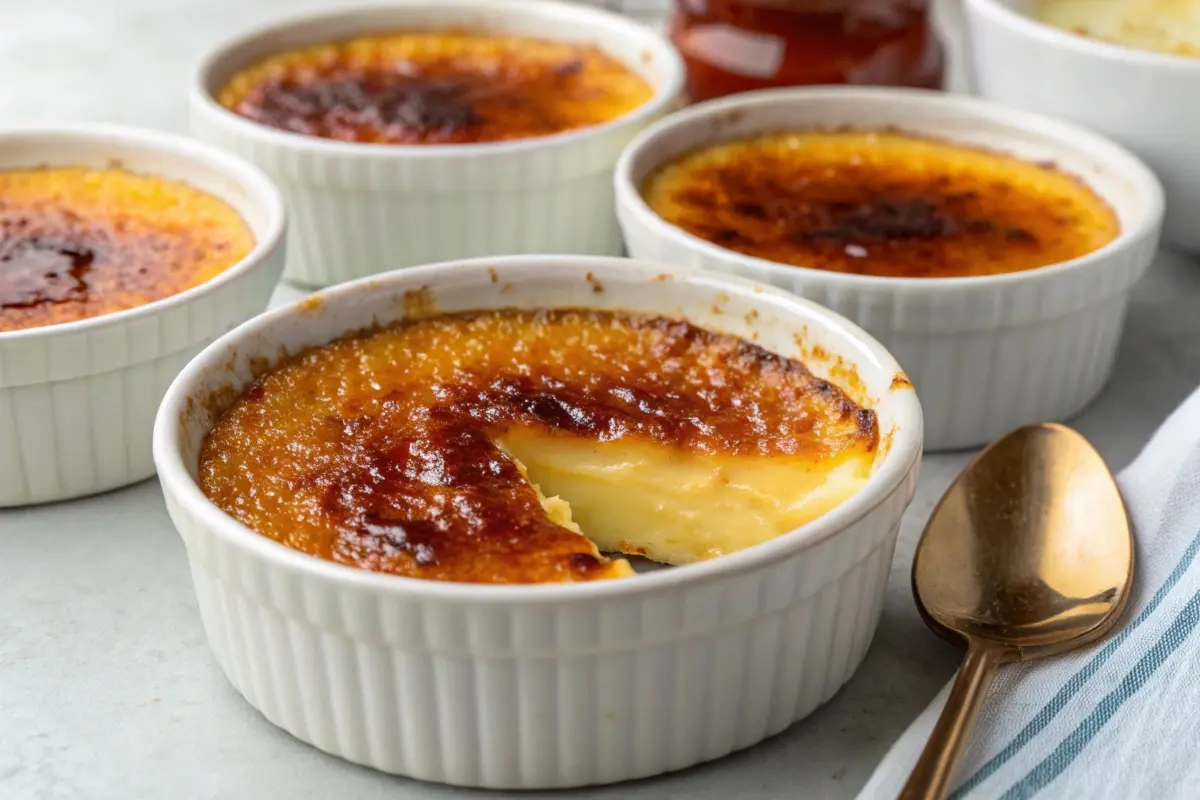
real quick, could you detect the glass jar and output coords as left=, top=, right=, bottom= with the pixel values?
left=668, top=0, right=945, bottom=103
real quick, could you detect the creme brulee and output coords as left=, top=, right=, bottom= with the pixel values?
left=0, top=167, right=255, bottom=333
left=217, top=31, right=654, bottom=144
left=198, top=308, right=878, bottom=584
left=641, top=131, right=1120, bottom=279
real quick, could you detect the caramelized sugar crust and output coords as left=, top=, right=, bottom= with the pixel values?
left=642, top=131, right=1120, bottom=279
left=218, top=32, right=654, bottom=145
left=199, top=309, right=878, bottom=584
left=0, top=167, right=254, bottom=333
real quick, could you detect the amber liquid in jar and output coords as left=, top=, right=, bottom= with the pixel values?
left=669, top=0, right=944, bottom=102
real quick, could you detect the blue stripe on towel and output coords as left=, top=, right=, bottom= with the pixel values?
left=949, top=529, right=1200, bottom=799
left=998, top=585, right=1200, bottom=799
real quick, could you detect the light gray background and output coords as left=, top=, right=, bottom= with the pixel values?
left=2, top=2, right=1197, bottom=798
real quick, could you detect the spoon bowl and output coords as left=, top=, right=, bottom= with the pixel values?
left=900, top=422, right=1134, bottom=799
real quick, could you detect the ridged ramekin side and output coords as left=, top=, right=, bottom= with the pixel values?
left=185, top=134, right=627, bottom=288
left=190, top=103, right=668, bottom=289
left=164, top=463, right=914, bottom=789
left=277, top=172, right=621, bottom=288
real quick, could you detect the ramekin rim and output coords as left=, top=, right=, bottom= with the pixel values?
left=964, top=0, right=1200, bottom=72
left=190, top=0, right=686, bottom=161
left=0, top=123, right=287, bottom=344
left=613, top=86, right=1165, bottom=296
left=152, top=254, right=923, bottom=605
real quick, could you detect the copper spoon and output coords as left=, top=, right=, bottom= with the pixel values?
left=899, top=423, right=1134, bottom=800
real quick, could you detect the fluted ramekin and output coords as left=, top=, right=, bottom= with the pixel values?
left=615, top=87, right=1164, bottom=451
left=190, top=0, right=685, bottom=288
left=0, top=125, right=286, bottom=507
left=153, top=255, right=922, bottom=789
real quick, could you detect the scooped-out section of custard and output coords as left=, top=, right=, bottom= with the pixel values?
left=497, top=429, right=869, bottom=566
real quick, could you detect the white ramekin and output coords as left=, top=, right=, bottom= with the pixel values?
left=962, top=0, right=1200, bottom=252
left=153, top=255, right=923, bottom=789
left=615, top=87, right=1164, bottom=452
left=0, top=125, right=286, bottom=507
left=189, top=0, right=685, bottom=288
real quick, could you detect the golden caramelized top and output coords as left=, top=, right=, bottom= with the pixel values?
left=199, top=309, right=878, bottom=584
left=217, top=31, right=654, bottom=145
left=642, top=131, right=1120, bottom=279
left=0, top=167, right=254, bottom=333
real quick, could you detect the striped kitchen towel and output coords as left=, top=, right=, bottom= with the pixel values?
left=859, top=385, right=1200, bottom=800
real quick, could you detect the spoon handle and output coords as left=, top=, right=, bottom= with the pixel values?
left=898, top=640, right=1003, bottom=800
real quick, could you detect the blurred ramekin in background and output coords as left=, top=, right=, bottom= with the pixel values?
left=190, top=0, right=685, bottom=287
left=963, top=0, right=1200, bottom=252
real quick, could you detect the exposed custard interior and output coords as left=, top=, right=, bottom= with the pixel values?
left=642, top=131, right=1120, bottom=279
left=198, top=309, right=880, bottom=584
left=218, top=31, right=654, bottom=144
left=0, top=167, right=254, bottom=333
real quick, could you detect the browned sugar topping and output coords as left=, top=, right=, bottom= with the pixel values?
left=642, top=131, right=1119, bottom=279
left=217, top=32, right=654, bottom=145
left=0, top=167, right=254, bottom=333
left=199, top=309, right=877, bottom=583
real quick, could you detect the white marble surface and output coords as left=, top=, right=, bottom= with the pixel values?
left=1, top=1, right=1197, bottom=798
